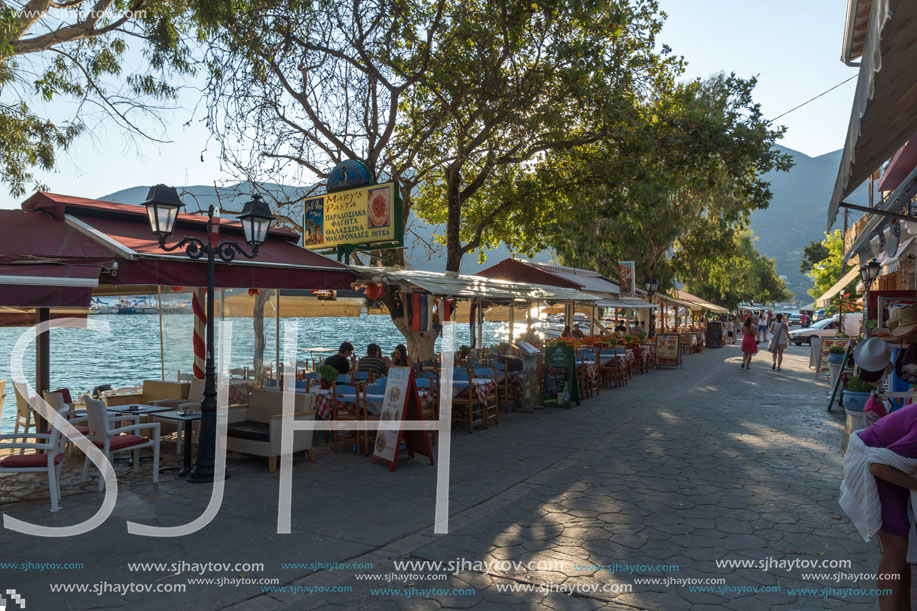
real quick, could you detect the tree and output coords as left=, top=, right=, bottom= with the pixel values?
left=203, top=0, right=678, bottom=358
left=799, top=238, right=830, bottom=275
left=0, top=0, right=210, bottom=196
left=492, top=73, right=792, bottom=293
left=203, top=0, right=449, bottom=358
left=683, top=229, right=792, bottom=310
left=405, top=0, right=676, bottom=272
left=805, top=229, right=856, bottom=311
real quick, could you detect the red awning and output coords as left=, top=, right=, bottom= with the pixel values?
left=0, top=263, right=100, bottom=307
left=878, top=138, right=917, bottom=193
left=17, top=192, right=355, bottom=291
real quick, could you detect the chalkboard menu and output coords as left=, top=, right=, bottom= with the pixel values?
left=706, top=322, right=722, bottom=349
left=542, top=343, right=579, bottom=408
left=656, top=334, right=681, bottom=368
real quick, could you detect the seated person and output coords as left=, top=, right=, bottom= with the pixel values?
left=560, top=325, right=573, bottom=339
left=357, top=343, right=388, bottom=377
left=323, top=341, right=354, bottom=375
left=571, top=323, right=585, bottom=339
left=391, top=344, right=409, bottom=367
left=614, top=319, right=627, bottom=332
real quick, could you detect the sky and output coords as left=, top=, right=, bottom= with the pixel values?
left=0, top=0, right=859, bottom=210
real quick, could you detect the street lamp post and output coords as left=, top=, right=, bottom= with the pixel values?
left=859, top=258, right=881, bottom=329
left=644, top=277, right=658, bottom=335
left=144, top=185, right=274, bottom=483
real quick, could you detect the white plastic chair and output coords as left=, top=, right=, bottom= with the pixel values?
left=12, top=381, right=34, bottom=454
left=0, top=426, right=67, bottom=511
left=80, top=397, right=160, bottom=490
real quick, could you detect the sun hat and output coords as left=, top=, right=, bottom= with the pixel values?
left=889, top=304, right=917, bottom=337
left=853, top=338, right=890, bottom=376
left=896, top=345, right=917, bottom=385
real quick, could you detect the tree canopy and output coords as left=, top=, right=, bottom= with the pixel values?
left=805, top=229, right=857, bottom=311
left=0, top=0, right=207, bottom=196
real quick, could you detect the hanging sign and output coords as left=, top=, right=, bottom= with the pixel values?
left=655, top=334, right=681, bottom=368
left=617, top=261, right=635, bottom=294
left=372, top=367, right=434, bottom=471
left=303, top=181, right=403, bottom=250
left=542, top=343, right=579, bottom=408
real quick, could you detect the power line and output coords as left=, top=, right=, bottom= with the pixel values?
left=769, top=75, right=858, bottom=122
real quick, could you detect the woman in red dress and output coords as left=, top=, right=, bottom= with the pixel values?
left=741, top=317, right=758, bottom=369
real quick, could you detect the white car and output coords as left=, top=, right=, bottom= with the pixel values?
left=788, top=314, right=861, bottom=345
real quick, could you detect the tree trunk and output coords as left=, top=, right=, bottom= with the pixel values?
left=252, top=290, right=271, bottom=383
left=381, top=284, right=437, bottom=362
left=445, top=166, right=463, bottom=273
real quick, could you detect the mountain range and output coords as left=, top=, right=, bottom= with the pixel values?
left=103, top=143, right=852, bottom=303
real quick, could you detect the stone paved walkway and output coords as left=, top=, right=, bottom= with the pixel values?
left=0, top=344, right=881, bottom=610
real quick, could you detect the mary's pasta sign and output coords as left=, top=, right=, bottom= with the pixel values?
left=302, top=181, right=403, bottom=250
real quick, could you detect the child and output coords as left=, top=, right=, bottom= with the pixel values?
left=740, top=317, right=757, bottom=369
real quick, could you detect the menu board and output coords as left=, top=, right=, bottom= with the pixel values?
left=372, top=367, right=434, bottom=471
left=542, top=343, right=579, bottom=408
left=816, top=338, right=852, bottom=376
left=302, top=181, right=403, bottom=250
left=656, top=334, right=681, bottom=368
left=706, top=322, right=722, bottom=349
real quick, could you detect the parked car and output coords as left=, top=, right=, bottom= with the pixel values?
left=783, top=313, right=802, bottom=326
left=788, top=314, right=862, bottom=345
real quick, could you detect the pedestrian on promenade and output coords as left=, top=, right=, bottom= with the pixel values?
left=768, top=313, right=790, bottom=371
left=725, top=316, right=736, bottom=345
left=757, top=310, right=768, bottom=343
left=740, top=317, right=757, bottom=369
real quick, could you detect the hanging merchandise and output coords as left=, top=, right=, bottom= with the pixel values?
left=469, top=299, right=478, bottom=349
left=410, top=291, right=432, bottom=332
left=364, top=283, right=384, bottom=301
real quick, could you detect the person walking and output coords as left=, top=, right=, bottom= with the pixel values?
left=768, top=313, right=790, bottom=371
left=756, top=310, right=768, bottom=343
left=725, top=316, right=736, bottom=345
left=741, top=317, right=758, bottom=369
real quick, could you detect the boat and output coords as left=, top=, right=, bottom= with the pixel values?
left=115, top=298, right=159, bottom=314
left=89, top=299, right=118, bottom=315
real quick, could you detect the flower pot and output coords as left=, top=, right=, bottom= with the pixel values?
left=827, top=353, right=845, bottom=365
left=842, top=390, right=870, bottom=411
left=320, top=379, right=331, bottom=390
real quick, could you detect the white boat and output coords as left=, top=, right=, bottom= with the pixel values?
left=90, top=300, right=118, bottom=315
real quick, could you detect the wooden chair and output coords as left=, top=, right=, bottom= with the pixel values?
left=331, top=384, right=361, bottom=453
left=451, top=367, right=483, bottom=433
left=361, top=382, right=386, bottom=455
left=414, top=376, right=437, bottom=446
left=472, top=368, right=499, bottom=427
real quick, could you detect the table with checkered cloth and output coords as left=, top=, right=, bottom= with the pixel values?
left=311, top=389, right=433, bottom=420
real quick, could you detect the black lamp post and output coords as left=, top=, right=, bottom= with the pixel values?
left=144, top=185, right=274, bottom=483
left=644, top=277, right=658, bottom=336
left=859, top=258, right=881, bottom=325
left=644, top=277, right=658, bottom=297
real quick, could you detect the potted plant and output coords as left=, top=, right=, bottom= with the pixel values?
left=458, top=345, right=471, bottom=359
left=843, top=375, right=873, bottom=411
left=827, top=345, right=846, bottom=365
left=318, top=365, right=339, bottom=390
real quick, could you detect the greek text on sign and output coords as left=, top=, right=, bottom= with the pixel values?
left=303, top=181, right=402, bottom=249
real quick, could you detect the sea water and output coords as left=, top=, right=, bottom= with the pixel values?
left=0, top=314, right=511, bottom=433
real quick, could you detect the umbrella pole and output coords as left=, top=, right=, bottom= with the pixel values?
left=509, top=305, right=515, bottom=344
left=36, top=307, right=50, bottom=433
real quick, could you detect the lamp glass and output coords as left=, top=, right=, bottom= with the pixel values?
left=238, top=196, right=274, bottom=247
left=145, top=201, right=180, bottom=238
left=867, top=259, right=881, bottom=282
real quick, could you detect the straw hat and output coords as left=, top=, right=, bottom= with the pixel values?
left=853, top=338, right=890, bottom=375
left=889, top=304, right=917, bottom=337
left=896, top=345, right=917, bottom=385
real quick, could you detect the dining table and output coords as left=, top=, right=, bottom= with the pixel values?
left=151, top=410, right=202, bottom=477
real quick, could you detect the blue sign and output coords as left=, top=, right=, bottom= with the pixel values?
left=326, top=160, right=374, bottom=193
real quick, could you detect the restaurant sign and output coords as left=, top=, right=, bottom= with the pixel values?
left=302, top=181, right=403, bottom=251
left=617, top=261, right=635, bottom=294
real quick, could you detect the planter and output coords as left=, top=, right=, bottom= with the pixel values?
left=320, top=379, right=332, bottom=390
left=842, top=390, right=870, bottom=411
left=827, top=353, right=845, bottom=365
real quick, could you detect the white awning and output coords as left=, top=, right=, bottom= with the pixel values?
left=827, top=0, right=917, bottom=230
left=595, top=297, right=657, bottom=310
left=351, top=267, right=599, bottom=303
left=816, top=266, right=860, bottom=308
